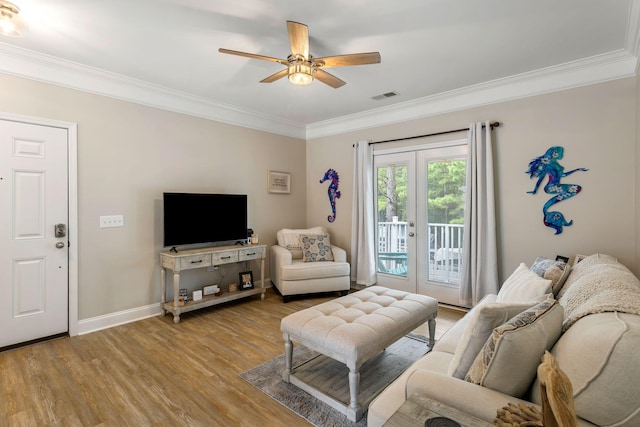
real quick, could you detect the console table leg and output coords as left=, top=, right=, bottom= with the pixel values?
left=173, top=314, right=180, bottom=324
left=160, top=267, right=167, bottom=316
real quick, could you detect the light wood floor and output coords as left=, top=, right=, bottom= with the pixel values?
left=0, top=288, right=463, bottom=427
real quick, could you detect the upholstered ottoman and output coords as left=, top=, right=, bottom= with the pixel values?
left=280, top=285, right=438, bottom=421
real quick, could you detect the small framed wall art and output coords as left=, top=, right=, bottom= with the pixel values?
left=239, top=271, right=254, bottom=290
left=268, top=170, right=291, bottom=194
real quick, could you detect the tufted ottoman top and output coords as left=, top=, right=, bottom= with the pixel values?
left=281, top=286, right=438, bottom=363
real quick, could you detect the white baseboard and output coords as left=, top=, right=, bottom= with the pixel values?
left=75, top=277, right=273, bottom=336
left=76, top=303, right=162, bottom=335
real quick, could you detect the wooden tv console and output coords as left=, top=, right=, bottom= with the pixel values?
left=159, top=244, right=266, bottom=323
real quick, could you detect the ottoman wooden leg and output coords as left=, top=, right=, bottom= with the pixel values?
left=428, top=317, right=436, bottom=347
left=282, top=334, right=293, bottom=382
left=347, top=364, right=363, bottom=421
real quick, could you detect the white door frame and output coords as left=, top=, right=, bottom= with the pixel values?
left=1, top=112, right=79, bottom=337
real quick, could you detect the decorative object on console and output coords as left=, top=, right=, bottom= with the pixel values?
left=239, top=271, right=254, bottom=290
left=525, top=146, right=588, bottom=235
left=228, top=283, right=237, bottom=292
left=319, top=168, right=340, bottom=222
left=267, top=170, right=290, bottom=194
left=192, top=290, right=203, bottom=301
left=203, top=284, right=219, bottom=296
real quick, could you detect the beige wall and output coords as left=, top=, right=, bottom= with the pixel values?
left=0, top=74, right=307, bottom=319
left=1, top=71, right=637, bottom=320
left=307, top=78, right=638, bottom=281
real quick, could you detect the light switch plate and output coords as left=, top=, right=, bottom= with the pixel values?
left=100, top=215, right=124, bottom=228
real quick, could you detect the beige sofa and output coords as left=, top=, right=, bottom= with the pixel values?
left=368, top=254, right=640, bottom=427
left=270, top=227, right=350, bottom=302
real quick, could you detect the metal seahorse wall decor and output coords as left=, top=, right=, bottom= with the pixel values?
left=526, top=146, right=588, bottom=234
left=320, top=168, right=341, bottom=223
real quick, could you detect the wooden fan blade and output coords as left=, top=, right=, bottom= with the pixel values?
left=314, top=69, right=346, bottom=89
left=287, top=21, right=309, bottom=59
left=260, top=68, right=289, bottom=83
left=218, top=48, right=288, bottom=65
left=315, top=52, right=381, bottom=68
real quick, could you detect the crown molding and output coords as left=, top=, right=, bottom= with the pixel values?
left=0, top=43, right=307, bottom=139
left=306, top=49, right=638, bottom=139
left=0, top=40, right=637, bottom=141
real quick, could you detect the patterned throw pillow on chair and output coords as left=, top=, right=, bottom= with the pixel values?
left=301, top=234, right=334, bottom=262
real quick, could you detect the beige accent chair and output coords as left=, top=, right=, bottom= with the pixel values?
left=270, top=226, right=351, bottom=302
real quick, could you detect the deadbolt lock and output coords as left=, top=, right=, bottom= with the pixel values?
left=55, top=223, right=66, bottom=238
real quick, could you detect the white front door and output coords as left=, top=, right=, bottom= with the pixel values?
left=0, top=119, right=69, bottom=348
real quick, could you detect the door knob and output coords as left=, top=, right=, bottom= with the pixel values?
left=56, top=242, right=65, bottom=249
left=408, top=232, right=415, bottom=237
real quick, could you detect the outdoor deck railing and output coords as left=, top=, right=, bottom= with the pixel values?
left=377, top=221, right=463, bottom=284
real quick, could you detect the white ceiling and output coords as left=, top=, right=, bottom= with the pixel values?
left=0, top=0, right=638, bottom=139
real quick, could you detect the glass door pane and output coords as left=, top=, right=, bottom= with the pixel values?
left=374, top=152, right=416, bottom=293
left=417, top=146, right=467, bottom=305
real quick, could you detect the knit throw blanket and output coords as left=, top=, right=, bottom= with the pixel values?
left=559, top=262, right=640, bottom=332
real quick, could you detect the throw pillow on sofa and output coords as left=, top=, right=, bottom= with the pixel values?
left=530, top=256, right=571, bottom=296
left=278, top=226, right=326, bottom=259
left=464, top=295, right=563, bottom=397
left=497, top=263, right=552, bottom=303
left=300, top=234, right=334, bottom=262
left=448, top=299, right=536, bottom=379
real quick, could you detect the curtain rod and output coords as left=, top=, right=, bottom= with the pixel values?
left=369, top=121, right=501, bottom=145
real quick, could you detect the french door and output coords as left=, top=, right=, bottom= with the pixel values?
left=374, top=142, right=467, bottom=305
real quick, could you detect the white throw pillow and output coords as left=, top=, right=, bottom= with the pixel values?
left=464, top=295, right=563, bottom=397
left=278, top=226, right=326, bottom=259
left=448, top=300, right=535, bottom=379
left=497, top=263, right=553, bottom=303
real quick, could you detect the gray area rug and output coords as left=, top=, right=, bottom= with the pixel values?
left=240, top=335, right=431, bottom=427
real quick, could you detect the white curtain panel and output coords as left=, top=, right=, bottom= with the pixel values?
left=350, top=140, right=377, bottom=286
left=460, top=122, right=499, bottom=306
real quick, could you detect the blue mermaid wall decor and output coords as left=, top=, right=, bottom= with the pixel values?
left=320, top=168, right=340, bottom=223
left=526, top=146, right=588, bottom=234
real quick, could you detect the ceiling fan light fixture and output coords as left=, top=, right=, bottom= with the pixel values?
left=0, top=1, right=25, bottom=37
left=288, top=60, right=313, bottom=86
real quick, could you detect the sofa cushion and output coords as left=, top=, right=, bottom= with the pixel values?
left=432, top=294, right=497, bottom=355
left=465, top=296, right=563, bottom=397
left=532, top=312, right=640, bottom=427
left=530, top=256, right=571, bottom=296
left=448, top=300, right=535, bottom=379
left=279, top=259, right=350, bottom=281
left=301, top=234, right=334, bottom=262
left=277, top=226, right=326, bottom=259
left=497, top=263, right=552, bottom=303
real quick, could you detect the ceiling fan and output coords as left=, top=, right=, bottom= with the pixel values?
left=219, top=21, right=381, bottom=88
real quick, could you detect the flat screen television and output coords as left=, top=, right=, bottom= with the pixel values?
left=163, top=192, right=247, bottom=248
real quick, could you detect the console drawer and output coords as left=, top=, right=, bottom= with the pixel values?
left=239, top=246, right=265, bottom=261
left=212, top=250, right=238, bottom=265
left=179, top=253, right=212, bottom=270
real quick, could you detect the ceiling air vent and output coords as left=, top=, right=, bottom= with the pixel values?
left=372, top=91, right=399, bottom=100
